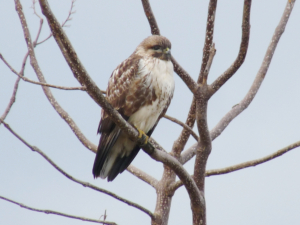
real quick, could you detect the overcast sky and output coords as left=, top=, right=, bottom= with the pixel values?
left=0, top=1, right=300, bottom=225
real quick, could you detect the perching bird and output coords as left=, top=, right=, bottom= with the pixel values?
left=92, top=35, right=175, bottom=181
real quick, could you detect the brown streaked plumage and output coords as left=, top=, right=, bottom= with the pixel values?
left=93, top=35, right=174, bottom=181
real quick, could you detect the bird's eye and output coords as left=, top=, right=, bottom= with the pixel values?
left=152, top=45, right=160, bottom=50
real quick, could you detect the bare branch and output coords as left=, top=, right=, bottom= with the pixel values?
left=172, top=140, right=300, bottom=191
left=209, top=0, right=252, bottom=96
left=141, top=0, right=160, bottom=35
left=140, top=0, right=198, bottom=94
left=127, top=165, right=158, bottom=189
left=172, top=0, right=218, bottom=158
left=0, top=195, right=116, bottom=225
left=206, top=140, right=300, bottom=177
left=36, top=0, right=76, bottom=45
left=198, top=0, right=218, bottom=84
left=39, top=0, right=205, bottom=216
left=202, top=43, right=216, bottom=84
left=171, top=56, right=198, bottom=94
left=163, top=114, right=199, bottom=142
left=0, top=55, right=86, bottom=91
left=15, top=0, right=97, bottom=152
left=0, top=77, right=21, bottom=126
left=210, top=0, right=296, bottom=141
left=1, top=120, right=154, bottom=219
left=181, top=0, right=296, bottom=165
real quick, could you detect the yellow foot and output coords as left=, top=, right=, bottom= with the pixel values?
left=134, top=126, right=149, bottom=145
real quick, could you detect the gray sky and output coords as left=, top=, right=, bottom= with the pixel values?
left=0, top=0, right=300, bottom=224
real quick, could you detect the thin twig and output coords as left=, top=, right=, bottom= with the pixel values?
left=0, top=55, right=86, bottom=91
left=163, top=114, right=199, bottom=142
left=0, top=195, right=116, bottom=225
left=1, top=119, right=154, bottom=219
left=171, top=140, right=300, bottom=191
left=36, top=0, right=76, bottom=45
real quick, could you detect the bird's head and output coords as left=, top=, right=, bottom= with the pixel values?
left=136, top=35, right=172, bottom=61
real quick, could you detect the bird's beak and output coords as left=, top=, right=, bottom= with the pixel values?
left=163, top=47, right=171, bottom=56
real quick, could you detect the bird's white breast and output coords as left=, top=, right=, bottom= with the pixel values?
left=128, top=58, right=175, bottom=133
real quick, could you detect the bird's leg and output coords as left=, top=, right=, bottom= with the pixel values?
left=134, top=126, right=149, bottom=145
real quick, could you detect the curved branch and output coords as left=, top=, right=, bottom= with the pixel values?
left=206, top=140, right=300, bottom=177
left=1, top=120, right=154, bottom=219
left=163, top=114, right=199, bottom=142
left=209, top=0, right=252, bottom=96
left=127, top=165, right=158, bottom=189
left=0, top=195, right=116, bottom=225
left=171, top=140, right=300, bottom=191
left=141, top=0, right=160, bottom=35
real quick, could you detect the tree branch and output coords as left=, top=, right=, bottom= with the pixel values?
left=140, top=0, right=198, bottom=94
left=172, top=0, right=218, bottom=158
left=0, top=76, right=21, bottom=126
left=15, top=0, right=97, bottom=153
left=180, top=0, right=296, bottom=165
left=1, top=119, right=154, bottom=219
left=198, top=0, right=218, bottom=84
left=206, top=140, right=300, bottom=177
left=210, top=0, right=295, bottom=141
left=36, top=0, right=76, bottom=45
left=38, top=0, right=205, bottom=218
left=0, top=195, right=116, bottom=225
left=209, top=0, right=252, bottom=96
left=0, top=54, right=86, bottom=91
left=171, top=140, right=300, bottom=191
left=141, top=0, right=160, bottom=35
left=163, top=114, right=199, bottom=142
left=127, top=165, right=158, bottom=189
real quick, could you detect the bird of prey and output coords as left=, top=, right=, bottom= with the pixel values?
left=92, top=35, right=175, bottom=181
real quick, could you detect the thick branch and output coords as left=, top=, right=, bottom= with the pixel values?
left=1, top=120, right=154, bottom=219
left=209, top=0, right=252, bottom=96
left=141, top=0, right=160, bottom=35
left=0, top=195, right=116, bottom=225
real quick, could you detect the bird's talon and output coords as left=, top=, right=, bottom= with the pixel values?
left=134, top=126, right=149, bottom=145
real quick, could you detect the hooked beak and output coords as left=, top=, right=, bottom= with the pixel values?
left=163, top=47, right=171, bottom=56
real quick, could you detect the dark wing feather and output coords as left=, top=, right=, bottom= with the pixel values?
left=107, top=124, right=158, bottom=181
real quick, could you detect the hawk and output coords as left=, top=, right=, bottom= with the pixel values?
left=92, top=35, right=175, bottom=181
